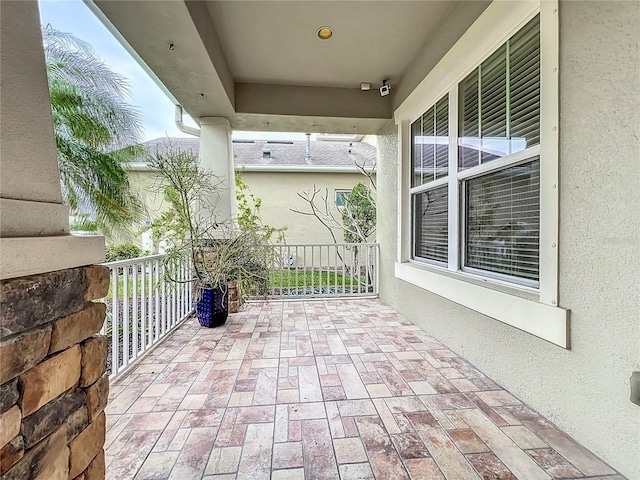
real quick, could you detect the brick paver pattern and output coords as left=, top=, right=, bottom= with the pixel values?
left=105, top=299, right=623, bottom=480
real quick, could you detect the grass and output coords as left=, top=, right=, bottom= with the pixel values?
left=269, top=269, right=358, bottom=289
left=106, top=269, right=364, bottom=299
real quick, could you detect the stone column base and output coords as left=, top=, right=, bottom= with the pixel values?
left=0, top=265, right=111, bottom=479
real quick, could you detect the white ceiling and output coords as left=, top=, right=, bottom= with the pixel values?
left=206, top=1, right=458, bottom=89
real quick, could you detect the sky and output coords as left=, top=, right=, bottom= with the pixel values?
left=38, top=0, right=312, bottom=143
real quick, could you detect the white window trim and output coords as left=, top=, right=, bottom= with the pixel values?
left=394, top=0, right=569, bottom=348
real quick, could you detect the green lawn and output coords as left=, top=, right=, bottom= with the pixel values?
left=106, top=269, right=363, bottom=299
left=269, top=269, right=357, bottom=288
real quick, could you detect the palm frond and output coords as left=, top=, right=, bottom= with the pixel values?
left=45, top=25, right=144, bottom=238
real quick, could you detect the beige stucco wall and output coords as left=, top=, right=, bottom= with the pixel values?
left=129, top=171, right=167, bottom=222
left=240, top=171, right=370, bottom=244
left=377, top=1, right=639, bottom=477
left=129, top=169, right=371, bottom=245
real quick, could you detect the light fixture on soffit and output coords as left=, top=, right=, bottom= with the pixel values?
left=317, top=26, right=333, bottom=40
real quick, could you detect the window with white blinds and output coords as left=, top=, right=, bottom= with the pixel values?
left=464, top=159, right=540, bottom=283
left=411, top=93, right=449, bottom=264
left=414, top=186, right=448, bottom=264
left=409, top=13, right=541, bottom=286
left=411, top=95, right=449, bottom=187
left=458, top=15, right=540, bottom=170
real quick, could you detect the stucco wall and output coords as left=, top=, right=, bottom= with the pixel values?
left=240, top=171, right=370, bottom=244
left=129, top=171, right=167, bottom=222
left=377, top=1, right=640, bottom=477
left=129, top=169, right=370, bottom=245
left=0, top=0, right=104, bottom=279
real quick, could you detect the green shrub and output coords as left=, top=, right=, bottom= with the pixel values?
left=342, top=181, right=376, bottom=243
left=105, top=243, right=142, bottom=262
left=69, top=220, right=98, bottom=232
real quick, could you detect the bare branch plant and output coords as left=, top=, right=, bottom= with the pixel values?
left=146, top=143, right=281, bottom=300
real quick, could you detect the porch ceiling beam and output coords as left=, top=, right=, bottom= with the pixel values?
left=90, top=0, right=235, bottom=120
left=232, top=83, right=392, bottom=134
left=231, top=112, right=390, bottom=136
left=235, top=83, right=391, bottom=120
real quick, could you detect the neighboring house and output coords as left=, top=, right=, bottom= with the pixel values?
left=128, top=137, right=377, bottom=247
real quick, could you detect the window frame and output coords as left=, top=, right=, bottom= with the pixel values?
left=334, top=189, right=351, bottom=209
left=394, top=0, right=568, bottom=348
left=459, top=154, right=541, bottom=288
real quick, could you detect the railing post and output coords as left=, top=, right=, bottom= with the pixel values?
left=122, top=266, right=130, bottom=368
left=342, top=244, right=346, bottom=295
left=148, top=258, right=154, bottom=346
left=172, top=265, right=177, bottom=328
left=111, top=267, right=119, bottom=376
left=310, top=245, right=314, bottom=296
left=303, top=246, right=307, bottom=296
left=140, top=261, right=146, bottom=354
left=162, top=262, right=167, bottom=334
left=279, top=245, right=283, bottom=299
left=154, top=259, right=160, bottom=342
left=375, top=244, right=380, bottom=295
left=132, top=265, right=138, bottom=360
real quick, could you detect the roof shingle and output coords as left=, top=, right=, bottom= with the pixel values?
left=142, top=137, right=376, bottom=168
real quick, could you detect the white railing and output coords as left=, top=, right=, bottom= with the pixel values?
left=268, top=243, right=379, bottom=299
left=101, top=254, right=193, bottom=379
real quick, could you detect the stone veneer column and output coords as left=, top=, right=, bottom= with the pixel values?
left=1, top=4, right=110, bottom=479
left=0, top=265, right=111, bottom=479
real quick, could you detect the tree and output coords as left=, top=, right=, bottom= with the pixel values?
left=291, top=157, right=376, bottom=244
left=341, top=181, right=376, bottom=243
left=145, top=145, right=281, bottom=300
left=291, top=158, right=377, bottom=290
left=42, top=25, right=143, bottom=237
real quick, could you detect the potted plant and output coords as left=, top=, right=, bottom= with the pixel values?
left=146, top=144, right=279, bottom=327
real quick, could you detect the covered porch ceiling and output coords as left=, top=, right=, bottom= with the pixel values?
left=88, top=1, right=489, bottom=134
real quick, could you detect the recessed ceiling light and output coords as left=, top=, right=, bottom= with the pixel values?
left=317, top=27, right=333, bottom=40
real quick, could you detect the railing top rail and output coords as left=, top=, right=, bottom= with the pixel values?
left=272, top=243, right=379, bottom=248
left=102, top=253, right=167, bottom=268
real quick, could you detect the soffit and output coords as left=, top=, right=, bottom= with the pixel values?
left=91, top=0, right=235, bottom=120
left=90, top=0, right=469, bottom=133
left=206, top=1, right=458, bottom=89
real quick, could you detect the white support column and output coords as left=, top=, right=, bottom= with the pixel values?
left=198, top=117, right=237, bottom=224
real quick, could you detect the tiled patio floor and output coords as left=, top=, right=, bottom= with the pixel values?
left=105, top=299, right=622, bottom=480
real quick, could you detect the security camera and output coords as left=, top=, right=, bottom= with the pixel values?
left=379, top=79, right=391, bottom=97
